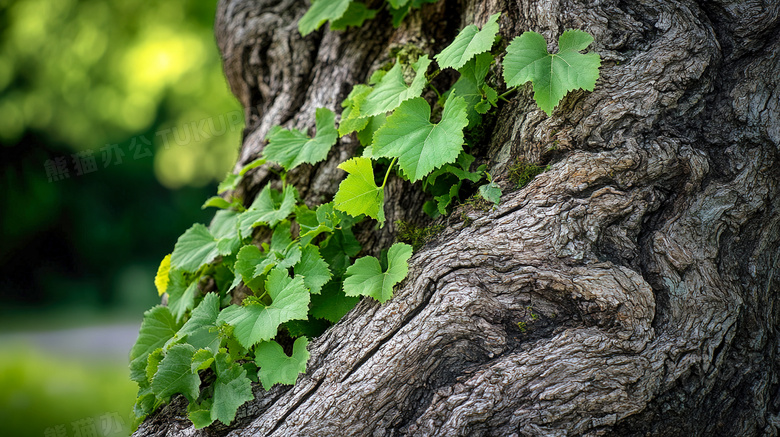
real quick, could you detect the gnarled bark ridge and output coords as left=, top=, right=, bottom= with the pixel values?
left=136, top=0, right=780, bottom=435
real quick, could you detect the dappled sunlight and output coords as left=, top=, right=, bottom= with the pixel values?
left=0, top=0, right=242, bottom=187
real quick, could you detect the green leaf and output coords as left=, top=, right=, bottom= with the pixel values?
left=255, top=337, right=310, bottom=390
left=191, top=349, right=215, bottom=373
left=217, top=268, right=310, bottom=348
left=166, top=272, right=199, bottom=322
left=434, top=183, right=461, bottom=215
left=210, top=209, right=240, bottom=240
left=239, top=157, right=267, bottom=176
left=423, top=151, right=483, bottom=190
left=133, top=386, right=161, bottom=419
left=263, top=108, right=338, bottom=171
left=483, top=84, right=498, bottom=104
left=238, top=184, right=297, bottom=236
left=297, top=202, right=338, bottom=247
left=356, top=113, right=386, bottom=147
left=339, top=84, right=373, bottom=136
left=450, top=52, right=493, bottom=127
left=213, top=262, right=237, bottom=294
left=502, top=29, right=601, bottom=115
left=235, top=245, right=272, bottom=291
left=298, top=0, right=351, bottom=35
left=130, top=306, right=182, bottom=382
left=145, top=348, right=165, bottom=383
left=343, top=242, right=412, bottom=303
left=217, top=173, right=240, bottom=194
left=179, top=292, right=222, bottom=353
left=474, top=100, right=491, bottom=114
left=234, top=225, right=301, bottom=291
left=294, top=245, right=332, bottom=294
left=269, top=221, right=302, bottom=268
left=359, top=55, right=431, bottom=117
left=217, top=158, right=266, bottom=194
left=201, top=196, right=233, bottom=210
left=330, top=2, right=378, bottom=30
left=170, top=224, right=221, bottom=272
left=217, top=237, right=241, bottom=256
left=478, top=181, right=502, bottom=204
left=188, top=399, right=214, bottom=429
left=320, top=227, right=361, bottom=276
left=387, top=0, right=410, bottom=8
left=284, top=317, right=331, bottom=338
left=179, top=294, right=219, bottom=337
left=373, top=94, right=469, bottom=182
left=310, top=280, right=359, bottom=322
left=435, top=12, right=500, bottom=70
left=388, top=0, right=437, bottom=27
left=211, top=353, right=254, bottom=425
left=270, top=220, right=293, bottom=253
left=333, top=157, right=384, bottom=223
left=151, top=343, right=200, bottom=402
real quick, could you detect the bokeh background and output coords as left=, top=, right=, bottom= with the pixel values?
left=0, top=1, right=243, bottom=435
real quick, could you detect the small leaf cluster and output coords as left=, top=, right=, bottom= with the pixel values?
left=130, top=11, right=600, bottom=430
left=298, top=0, right=440, bottom=35
left=331, top=14, right=600, bottom=217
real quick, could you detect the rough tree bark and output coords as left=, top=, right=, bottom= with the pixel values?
left=135, top=0, right=780, bottom=435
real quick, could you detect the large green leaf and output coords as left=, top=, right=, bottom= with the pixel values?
left=298, top=0, right=351, bottom=35
left=263, top=108, right=338, bottom=171
left=129, top=306, right=182, bottom=383
left=333, top=157, right=384, bottom=223
left=238, top=184, right=297, bottom=236
left=234, top=245, right=272, bottom=291
left=188, top=398, right=214, bottom=429
left=170, top=224, right=220, bottom=272
left=255, top=337, right=310, bottom=390
left=210, top=209, right=240, bottom=240
left=450, top=52, right=493, bottom=128
left=373, top=94, right=468, bottom=182
left=191, top=349, right=215, bottom=373
left=234, top=223, right=302, bottom=292
left=320, top=226, right=361, bottom=277
left=310, top=280, right=359, bottom=322
left=330, top=2, right=378, bottom=30
left=179, top=292, right=222, bottom=353
left=343, top=242, right=412, bottom=302
left=294, top=245, right=332, bottom=294
left=217, top=268, right=310, bottom=348
left=339, top=84, right=373, bottom=136
left=211, top=353, right=255, bottom=425
left=151, top=344, right=200, bottom=402
left=359, top=55, right=431, bottom=117
left=435, top=13, right=500, bottom=70
left=502, top=29, right=601, bottom=115
left=166, top=271, right=199, bottom=322
left=296, top=202, right=338, bottom=247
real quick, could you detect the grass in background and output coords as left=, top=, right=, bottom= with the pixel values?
left=0, top=346, right=135, bottom=437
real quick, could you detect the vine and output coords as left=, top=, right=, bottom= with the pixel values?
left=130, top=9, right=600, bottom=430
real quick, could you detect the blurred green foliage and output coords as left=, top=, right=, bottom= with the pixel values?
left=0, top=347, right=136, bottom=437
left=0, top=0, right=243, bottom=314
left=0, top=0, right=241, bottom=187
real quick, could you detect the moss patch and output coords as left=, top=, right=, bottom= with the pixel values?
left=395, top=221, right=444, bottom=251
left=509, top=159, right=548, bottom=188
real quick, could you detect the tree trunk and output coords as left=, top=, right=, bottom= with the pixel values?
left=135, top=0, right=780, bottom=435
